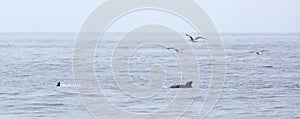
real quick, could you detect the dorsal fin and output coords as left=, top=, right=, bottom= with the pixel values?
left=56, top=82, right=60, bottom=87
left=185, top=81, right=193, bottom=87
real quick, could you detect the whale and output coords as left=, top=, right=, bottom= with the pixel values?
left=170, top=81, right=193, bottom=88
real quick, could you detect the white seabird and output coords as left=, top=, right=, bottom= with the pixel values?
left=249, top=50, right=266, bottom=55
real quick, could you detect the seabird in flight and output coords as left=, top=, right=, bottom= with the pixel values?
left=167, top=47, right=184, bottom=53
left=186, top=34, right=206, bottom=42
left=249, top=50, right=266, bottom=55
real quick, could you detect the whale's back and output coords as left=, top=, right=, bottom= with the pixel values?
left=170, top=81, right=193, bottom=88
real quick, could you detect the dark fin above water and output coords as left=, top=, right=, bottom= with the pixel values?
left=56, top=82, right=60, bottom=87
left=185, top=81, right=193, bottom=87
left=170, top=81, right=193, bottom=88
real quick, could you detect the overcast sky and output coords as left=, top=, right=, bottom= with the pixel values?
left=0, top=0, right=299, bottom=32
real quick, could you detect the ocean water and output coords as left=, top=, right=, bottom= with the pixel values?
left=0, top=33, right=299, bottom=119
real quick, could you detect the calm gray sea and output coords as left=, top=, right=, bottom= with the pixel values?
left=0, top=33, right=299, bottom=119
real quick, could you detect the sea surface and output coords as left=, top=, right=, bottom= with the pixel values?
left=0, top=33, right=299, bottom=119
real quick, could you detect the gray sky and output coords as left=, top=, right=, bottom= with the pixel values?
left=0, top=0, right=299, bottom=32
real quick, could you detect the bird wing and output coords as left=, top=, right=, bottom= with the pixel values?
left=176, top=49, right=184, bottom=52
left=194, top=36, right=205, bottom=40
left=186, top=34, right=193, bottom=40
left=256, top=50, right=267, bottom=53
left=260, top=50, right=267, bottom=52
